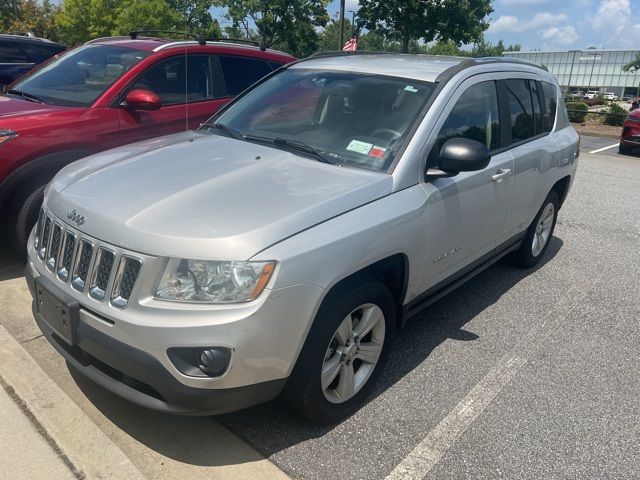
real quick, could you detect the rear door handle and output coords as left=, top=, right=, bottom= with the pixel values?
left=492, top=168, right=511, bottom=181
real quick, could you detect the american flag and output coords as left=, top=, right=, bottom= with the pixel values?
left=342, top=37, right=358, bottom=52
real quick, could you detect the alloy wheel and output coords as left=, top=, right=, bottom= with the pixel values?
left=321, top=303, right=386, bottom=404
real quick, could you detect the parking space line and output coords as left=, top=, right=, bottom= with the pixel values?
left=386, top=284, right=590, bottom=480
left=385, top=355, right=527, bottom=480
left=589, top=143, right=619, bottom=154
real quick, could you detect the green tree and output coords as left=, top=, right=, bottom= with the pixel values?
left=1, top=0, right=20, bottom=31
left=214, top=0, right=329, bottom=57
left=505, top=43, right=521, bottom=52
left=622, top=52, right=640, bottom=73
left=5, top=0, right=60, bottom=39
left=471, top=37, right=504, bottom=57
left=317, top=17, right=352, bottom=51
left=56, top=0, right=119, bottom=45
left=113, top=0, right=181, bottom=36
left=425, top=40, right=464, bottom=56
left=358, top=0, right=493, bottom=54
left=168, top=0, right=221, bottom=37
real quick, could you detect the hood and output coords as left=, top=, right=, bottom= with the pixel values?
left=47, top=132, right=393, bottom=260
left=0, top=95, right=76, bottom=119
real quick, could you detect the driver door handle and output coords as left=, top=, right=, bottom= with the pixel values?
left=492, top=168, right=511, bottom=182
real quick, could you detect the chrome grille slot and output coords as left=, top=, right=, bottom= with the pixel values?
left=39, top=216, right=52, bottom=260
left=111, top=257, right=142, bottom=308
left=34, top=208, right=44, bottom=251
left=89, top=248, right=115, bottom=301
left=46, top=223, right=62, bottom=271
left=71, top=240, right=94, bottom=292
left=57, top=231, right=76, bottom=282
left=34, top=209, right=143, bottom=308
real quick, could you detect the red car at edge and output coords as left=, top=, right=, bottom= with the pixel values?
left=0, top=33, right=294, bottom=253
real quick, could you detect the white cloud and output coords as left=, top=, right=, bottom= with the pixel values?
left=488, top=15, right=520, bottom=33
left=541, top=25, right=579, bottom=46
left=488, top=12, right=568, bottom=33
left=591, top=0, right=630, bottom=38
left=501, top=0, right=552, bottom=5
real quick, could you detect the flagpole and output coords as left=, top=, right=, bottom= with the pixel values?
left=338, top=0, right=345, bottom=51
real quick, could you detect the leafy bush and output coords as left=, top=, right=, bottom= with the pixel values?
left=604, top=103, right=627, bottom=126
left=584, top=98, right=605, bottom=107
left=566, top=102, right=589, bottom=123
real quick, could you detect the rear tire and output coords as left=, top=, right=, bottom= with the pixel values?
left=7, top=183, right=46, bottom=259
left=512, top=191, right=559, bottom=268
left=282, top=279, right=396, bottom=424
left=619, top=143, right=632, bottom=155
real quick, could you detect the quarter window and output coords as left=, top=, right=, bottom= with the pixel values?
left=541, top=81, right=558, bottom=132
left=219, top=56, right=274, bottom=96
left=131, top=55, right=214, bottom=106
left=436, top=81, right=501, bottom=153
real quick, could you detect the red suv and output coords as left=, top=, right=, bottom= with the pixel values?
left=0, top=33, right=294, bottom=253
left=619, top=107, right=640, bottom=155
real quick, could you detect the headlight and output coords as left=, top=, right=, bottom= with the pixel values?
left=155, top=259, right=276, bottom=303
left=0, top=129, right=17, bottom=145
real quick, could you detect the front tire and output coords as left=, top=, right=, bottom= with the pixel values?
left=282, top=279, right=396, bottom=424
left=8, top=183, right=46, bottom=258
left=512, top=191, right=559, bottom=268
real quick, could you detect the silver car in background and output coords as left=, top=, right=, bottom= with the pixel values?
left=26, top=53, right=579, bottom=424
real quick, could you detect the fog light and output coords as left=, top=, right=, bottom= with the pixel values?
left=167, top=346, right=231, bottom=378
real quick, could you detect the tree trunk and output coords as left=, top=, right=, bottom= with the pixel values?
left=402, top=33, right=409, bottom=53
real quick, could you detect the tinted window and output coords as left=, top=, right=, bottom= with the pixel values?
left=542, top=81, right=558, bottom=132
left=131, top=55, right=214, bottom=105
left=506, top=79, right=536, bottom=143
left=219, top=56, right=272, bottom=96
left=0, top=41, right=30, bottom=63
left=437, top=81, right=501, bottom=152
left=22, top=43, right=65, bottom=63
left=530, top=80, right=543, bottom=135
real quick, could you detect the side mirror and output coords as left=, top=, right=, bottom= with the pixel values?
left=123, top=89, right=161, bottom=111
left=429, top=138, right=491, bottom=177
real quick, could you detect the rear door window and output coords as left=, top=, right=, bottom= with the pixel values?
left=505, top=79, right=536, bottom=143
left=0, top=41, right=30, bottom=63
left=22, top=43, right=65, bottom=63
left=219, top=56, right=273, bottom=96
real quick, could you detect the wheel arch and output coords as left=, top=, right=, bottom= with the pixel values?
left=551, top=175, right=572, bottom=208
left=0, top=149, right=93, bottom=211
left=319, top=253, right=410, bottom=330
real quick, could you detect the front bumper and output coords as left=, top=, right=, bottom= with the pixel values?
left=27, top=270, right=288, bottom=415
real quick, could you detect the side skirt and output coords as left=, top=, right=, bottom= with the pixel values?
left=402, top=232, right=526, bottom=324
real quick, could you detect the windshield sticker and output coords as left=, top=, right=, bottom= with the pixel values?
left=404, top=85, right=419, bottom=93
left=346, top=139, right=373, bottom=155
left=369, top=146, right=387, bottom=158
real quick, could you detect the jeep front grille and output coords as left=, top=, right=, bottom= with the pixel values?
left=33, top=210, right=143, bottom=308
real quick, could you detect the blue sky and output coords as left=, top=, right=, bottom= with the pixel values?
left=321, top=0, right=640, bottom=50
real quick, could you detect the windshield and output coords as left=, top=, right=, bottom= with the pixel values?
left=208, top=68, right=436, bottom=171
left=10, top=45, right=151, bottom=107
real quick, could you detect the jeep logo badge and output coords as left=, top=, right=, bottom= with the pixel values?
left=67, top=209, right=86, bottom=227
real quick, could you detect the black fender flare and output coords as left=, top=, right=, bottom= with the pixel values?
left=0, top=149, right=92, bottom=210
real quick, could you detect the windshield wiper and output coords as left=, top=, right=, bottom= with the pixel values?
left=6, top=89, right=45, bottom=104
left=243, top=134, right=336, bottom=165
left=201, top=122, right=243, bottom=140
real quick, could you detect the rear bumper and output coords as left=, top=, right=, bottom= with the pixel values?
left=27, top=268, right=287, bottom=415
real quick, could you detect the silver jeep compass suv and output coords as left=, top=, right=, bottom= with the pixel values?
left=26, top=53, right=579, bottom=424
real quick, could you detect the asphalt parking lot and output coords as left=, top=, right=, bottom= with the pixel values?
left=0, top=135, right=638, bottom=479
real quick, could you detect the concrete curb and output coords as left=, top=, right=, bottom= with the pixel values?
left=0, top=325, right=146, bottom=480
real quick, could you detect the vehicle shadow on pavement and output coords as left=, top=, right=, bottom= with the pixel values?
left=55, top=237, right=561, bottom=466
left=218, top=237, right=563, bottom=456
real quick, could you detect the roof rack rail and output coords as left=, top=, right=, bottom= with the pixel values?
left=307, top=50, right=394, bottom=59
left=129, top=30, right=206, bottom=46
left=85, top=36, right=131, bottom=45
left=204, top=37, right=266, bottom=51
